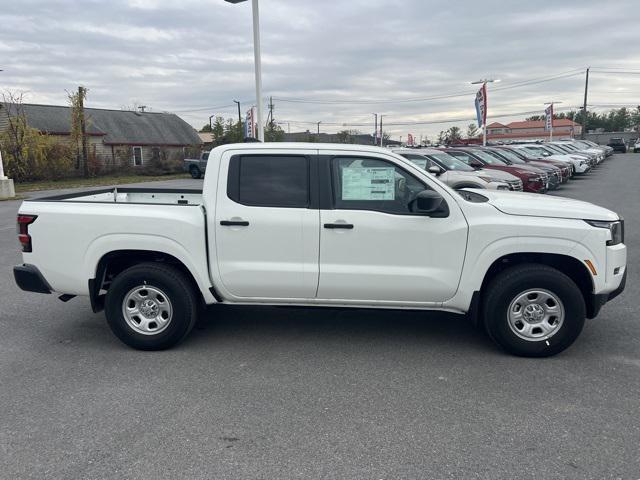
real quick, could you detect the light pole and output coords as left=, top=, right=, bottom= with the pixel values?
left=209, top=114, right=215, bottom=131
left=317, top=121, right=321, bottom=137
left=225, top=0, right=264, bottom=142
left=544, top=101, right=563, bottom=141
left=471, top=78, right=499, bottom=146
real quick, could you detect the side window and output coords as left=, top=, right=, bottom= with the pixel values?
left=331, top=156, right=428, bottom=214
left=228, top=155, right=309, bottom=208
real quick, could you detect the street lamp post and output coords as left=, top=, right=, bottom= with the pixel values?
left=225, top=0, right=264, bottom=142
left=471, top=78, right=499, bottom=146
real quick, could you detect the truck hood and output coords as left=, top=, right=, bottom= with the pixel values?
left=465, top=189, right=619, bottom=221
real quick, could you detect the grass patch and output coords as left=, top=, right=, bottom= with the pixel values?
left=15, top=173, right=191, bottom=193
left=0, top=194, right=26, bottom=202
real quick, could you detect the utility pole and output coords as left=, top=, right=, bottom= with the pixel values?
left=372, top=113, right=378, bottom=145
left=379, top=115, right=384, bottom=147
left=317, top=121, right=321, bottom=136
left=268, top=96, right=274, bottom=129
left=138, top=105, right=147, bottom=113
left=233, top=100, right=241, bottom=124
left=209, top=114, right=215, bottom=131
left=78, top=86, right=89, bottom=178
left=581, top=67, right=590, bottom=139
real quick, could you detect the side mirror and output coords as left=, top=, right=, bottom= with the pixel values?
left=470, top=160, right=484, bottom=169
left=409, top=190, right=448, bottom=217
left=427, top=165, right=442, bottom=176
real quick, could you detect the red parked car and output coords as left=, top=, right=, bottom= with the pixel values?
left=442, top=147, right=549, bottom=193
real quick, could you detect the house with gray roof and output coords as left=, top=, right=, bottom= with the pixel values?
left=0, top=103, right=201, bottom=172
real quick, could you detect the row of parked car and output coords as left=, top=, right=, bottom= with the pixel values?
left=392, top=139, right=613, bottom=193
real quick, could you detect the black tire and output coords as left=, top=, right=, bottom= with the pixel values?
left=105, top=262, right=199, bottom=350
left=190, top=166, right=201, bottom=179
left=482, top=264, right=586, bottom=357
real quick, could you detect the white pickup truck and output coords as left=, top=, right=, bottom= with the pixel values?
left=14, top=143, right=627, bottom=356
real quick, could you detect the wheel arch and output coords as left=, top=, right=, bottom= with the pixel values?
left=478, top=252, right=597, bottom=318
left=90, top=249, right=215, bottom=313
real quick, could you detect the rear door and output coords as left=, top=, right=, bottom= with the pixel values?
left=212, top=148, right=320, bottom=300
left=316, top=151, right=468, bottom=305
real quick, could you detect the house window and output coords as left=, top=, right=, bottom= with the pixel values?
left=133, top=147, right=143, bottom=166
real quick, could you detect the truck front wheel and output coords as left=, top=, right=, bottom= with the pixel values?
left=105, top=262, right=199, bottom=350
left=482, top=264, right=586, bottom=357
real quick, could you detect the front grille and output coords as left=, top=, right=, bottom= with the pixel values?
left=507, top=179, right=523, bottom=191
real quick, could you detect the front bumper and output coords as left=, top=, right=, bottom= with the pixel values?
left=590, top=268, right=627, bottom=319
left=13, top=264, right=52, bottom=294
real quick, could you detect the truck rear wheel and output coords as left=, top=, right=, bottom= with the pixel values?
left=105, top=262, right=198, bottom=350
left=189, top=166, right=201, bottom=179
left=482, top=264, right=585, bottom=357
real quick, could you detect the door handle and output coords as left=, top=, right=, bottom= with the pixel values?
left=324, top=223, right=354, bottom=229
left=220, top=220, right=249, bottom=226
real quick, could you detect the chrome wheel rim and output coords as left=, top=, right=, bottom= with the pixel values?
left=507, top=289, right=564, bottom=341
left=122, top=285, right=173, bottom=335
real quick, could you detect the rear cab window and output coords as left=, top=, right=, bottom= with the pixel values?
left=227, top=155, right=310, bottom=208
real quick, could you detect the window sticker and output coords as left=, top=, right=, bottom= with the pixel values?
left=409, top=159, right=428, bottom=169
left=341, top=167, right=395, bottom=200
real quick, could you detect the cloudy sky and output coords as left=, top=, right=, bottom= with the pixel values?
left=2, top=0, right=639, bottom=140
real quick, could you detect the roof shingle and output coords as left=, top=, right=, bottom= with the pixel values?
left=2, top=103, right=201, bottom=146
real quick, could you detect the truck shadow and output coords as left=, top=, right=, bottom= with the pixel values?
left=187, top=304, right=495, bottom=353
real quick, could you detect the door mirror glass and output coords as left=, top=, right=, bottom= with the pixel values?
left=409, top=190, right=448, bottom=217
left=427, top=165, right=442, bottom=175
left=469, top=159, right=484, bottom=168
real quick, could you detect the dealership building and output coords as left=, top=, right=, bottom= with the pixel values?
left=486, top=119, right=582, bottom=142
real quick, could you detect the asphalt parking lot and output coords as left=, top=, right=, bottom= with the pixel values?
left=1, top=154, right=638, bottom=479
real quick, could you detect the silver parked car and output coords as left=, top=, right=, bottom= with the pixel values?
left=393, top=148, right=523, bottom=191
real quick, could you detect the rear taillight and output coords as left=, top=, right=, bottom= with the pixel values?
left=17, top=215, right=37, bottom=252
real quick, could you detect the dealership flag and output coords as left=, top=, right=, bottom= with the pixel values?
left=544, top=104, right=554, bottom=131
left=244, top=107, right=256, bottom=139
left=475, top=84, right=487, bottom=128
left=407, top=133, right=414, bottom=146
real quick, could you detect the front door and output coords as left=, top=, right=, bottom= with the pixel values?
left=213, top=149, right=320, bottom=300
left=317, top=152, right=468, bottom=304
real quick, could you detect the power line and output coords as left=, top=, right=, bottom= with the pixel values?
left=272, top=69, right=586, bottom=105
left=276, top=106, right=580, bottom=128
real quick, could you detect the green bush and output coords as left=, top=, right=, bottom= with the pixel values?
left=0, top=120, right=74, bottom=182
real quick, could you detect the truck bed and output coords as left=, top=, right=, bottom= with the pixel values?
left=31, top=187, right=203, bottom=206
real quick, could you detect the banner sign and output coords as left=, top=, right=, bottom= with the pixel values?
left=244, top=107, right=256, bottom=139
left=475, top=84, right=487, bottom=128
left=544, top=104, right=554, bottom=131
left=407, top=133, right=414, bottom=146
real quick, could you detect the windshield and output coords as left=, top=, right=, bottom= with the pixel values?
left=428, top=153, right=475, bottom=171
left=544, top=144, right=568, bottom=154
left=524, top=146, right=552, bottom=157
left=573, top=141, right=594, bottom=149
left=466, top=149, right=507, bottom=165
left=490, top=149, right=526, bottom=164
left=507, top=148, right=537, bottom=160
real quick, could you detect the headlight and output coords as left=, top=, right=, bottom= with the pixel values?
left=527, top=176, right=541, bottom=182
left=478, top=176, right=503, bottom=183
left=585, top=219, right=624, bottom=245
